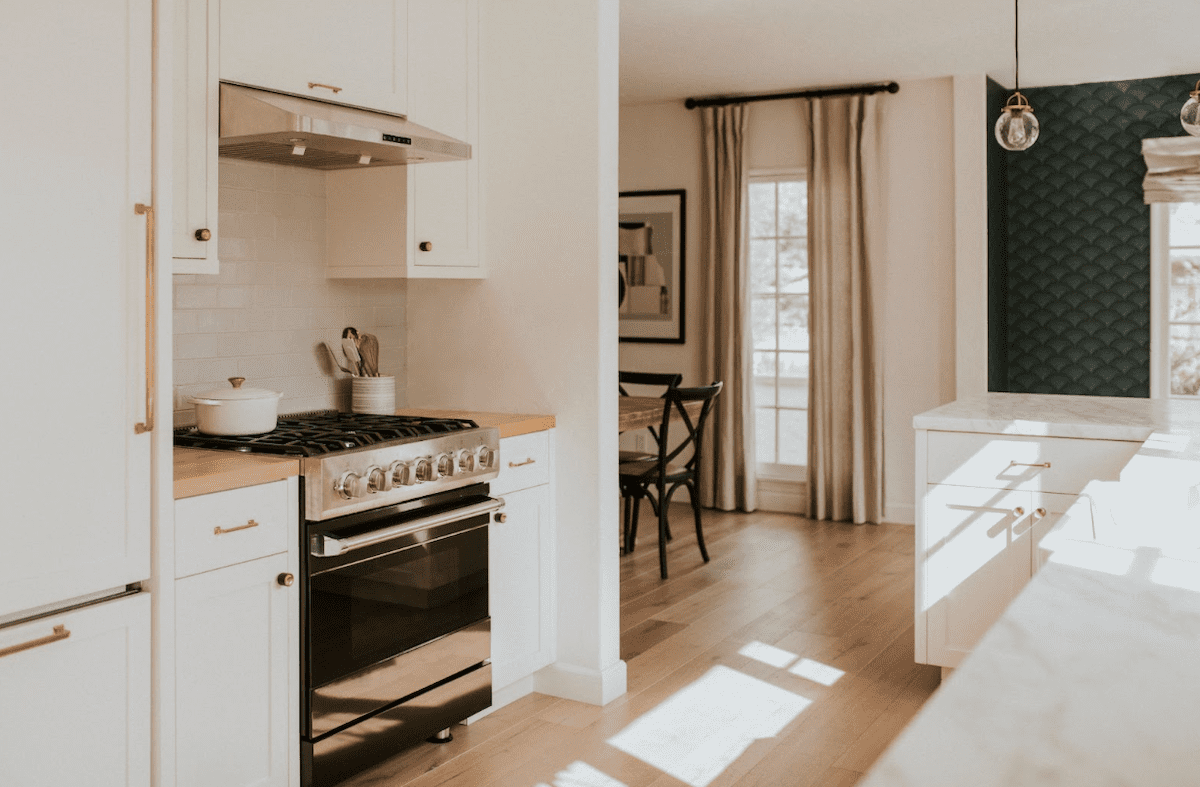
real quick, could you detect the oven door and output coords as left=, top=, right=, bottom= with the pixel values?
left=303, top=490, right=501, bottom=739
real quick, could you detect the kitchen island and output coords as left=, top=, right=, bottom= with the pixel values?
left=861, top=393, right=1200, bottom=786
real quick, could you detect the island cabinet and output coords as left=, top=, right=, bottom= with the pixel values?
left=915, top=430, right=1141, bottom=669
left=173, top=479, right=299, bottom=787
left=488, top=429, right=556, bottom=701
left=326, top=0, right=482, bottom=278
left=220, top=0, right=409, bottom=116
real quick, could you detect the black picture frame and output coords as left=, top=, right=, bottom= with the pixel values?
left=618, top=189, right=686, bottom=344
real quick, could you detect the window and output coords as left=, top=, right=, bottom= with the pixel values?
left=1151, top=202, right=1200, bottom=397
left=748, top=172, right=808, bottom=478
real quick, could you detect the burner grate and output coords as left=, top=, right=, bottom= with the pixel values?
left=174, top=410, right=480, bottom=456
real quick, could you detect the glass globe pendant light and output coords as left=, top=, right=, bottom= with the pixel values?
left=1181, top=80, right=1200, bottom=137
left=995, top=0, right=1039, bottom=151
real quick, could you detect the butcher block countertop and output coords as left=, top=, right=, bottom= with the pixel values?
left=174, top=448, right=300, bottom=500
left=173, top=410, right=554, bottom=499
left=394, top=408, right=555, bottom=438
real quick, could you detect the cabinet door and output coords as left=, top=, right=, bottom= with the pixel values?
left=221, top=0, right=408, bottom=115
left=1021, top=491, right=1078, bottom=578
left=922, top=485, right=1031, bottom=667
left=176, top=554, right=293, bottom=787
left=489, top=484, right=553, bottom=689
left=0, top=0, right=152, bottom=618
left=173, top=0, right=219, bottom=272
left=407, top=0, right=481, bottom=275
left=0, top=593, right=150, bottom=787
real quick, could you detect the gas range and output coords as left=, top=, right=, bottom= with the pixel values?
left=174, top=410, right=500, bottom=520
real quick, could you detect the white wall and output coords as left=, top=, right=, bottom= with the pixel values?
left=405, top=0, right=624, bottom=704
left=173, top=160, right=407, bottom=423
left=617, top=79, right=958, bottom=524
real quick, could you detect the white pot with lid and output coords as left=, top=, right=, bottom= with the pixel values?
left=191, top=377, right=282, bottom=435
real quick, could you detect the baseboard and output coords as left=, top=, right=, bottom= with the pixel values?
left=465, top=674, right=535, bottom=724
left=533, top=659, right=627, bottom=706
left=883, top=502, right=915, bottom=525
left=756, top=478, right=804, bottom=514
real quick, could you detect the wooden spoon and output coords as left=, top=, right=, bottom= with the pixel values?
left=359, top=333, right=380, bottom=377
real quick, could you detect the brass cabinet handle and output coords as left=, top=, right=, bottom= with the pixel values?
left=308, top=82, right=342, bottom=94
left=494, top=513, right=507, bottom=523
left=0, top=624, right=70, bottom=659
left=1011, top=507, right=1025, bottom=517
left=1010, top=461, right=1051, bottom=468
left=134, top=203, right=156, bottom=434
left=277, top=573, right=294, bottom=587
left=508, top=458, right=535, bottom=468
left=195, top=228, right=211, bottom=241
left=214, top=519, right=260, bottom=536
left=419, top=241, right=433, bottom=252
left=1034, top=507, right=1048, bottom=518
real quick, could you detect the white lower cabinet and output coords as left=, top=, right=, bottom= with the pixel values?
left=915, top=429, right=1140, bottom=668
left=173, top=479, right=298, bottom=787
left=0, top=592, right=151, bottom=787
left=488, top=430, right=556, bottom=697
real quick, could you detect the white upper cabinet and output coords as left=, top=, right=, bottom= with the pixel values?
left=325, top=0, right=481, bottom=278
left=174, top=0, right=220, bottom=273
left=0, top=0, right=153, bottom=619
left=220, top=0, right=409, bottom=116
left=407, top=0, right=480, bottom=274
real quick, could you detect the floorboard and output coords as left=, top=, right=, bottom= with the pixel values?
left=338, top=502, right=940, bottom=787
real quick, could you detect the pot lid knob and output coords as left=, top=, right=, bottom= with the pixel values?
left=228, top=377, right=246, bottom=389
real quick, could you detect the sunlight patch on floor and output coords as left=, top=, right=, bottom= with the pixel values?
left=788, top=658, right=845, bottom=686
left=737, top=640, right=797, bottom=668
left=606, top=665, right=811, bottom=787
left=535, top=761, right=629, bottom=787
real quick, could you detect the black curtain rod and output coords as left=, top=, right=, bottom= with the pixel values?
left=684, top=81, right=899, bottom=110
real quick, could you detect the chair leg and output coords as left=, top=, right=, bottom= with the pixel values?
left=628, top=492, right=642, bottom=554
left=657, top=482, right=670, bottom=579
left=621, top=493, right=632, bottom=554
left=689, top=482, right=709, bottom=563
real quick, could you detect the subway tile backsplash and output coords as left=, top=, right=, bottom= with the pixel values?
left=173, top=159, right=406, bottom=424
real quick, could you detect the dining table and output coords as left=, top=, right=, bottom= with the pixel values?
left=618, top=395, right=705, bottom=433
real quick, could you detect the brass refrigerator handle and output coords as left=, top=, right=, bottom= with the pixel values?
left=0, top=624, right=71, bottom=659
left=134, top=203, right=155, bottom=434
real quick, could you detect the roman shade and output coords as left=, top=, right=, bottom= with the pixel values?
left=1142, top=136, right=1200, bottom=203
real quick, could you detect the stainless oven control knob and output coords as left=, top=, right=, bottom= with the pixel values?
left=477, top=446, right=495, bottom=469
left=367, top=465, right=391, bottom=493
left=390, top=460, right=415, bottom=486
left=457, top=449, right=476, bottom=473
left=436, top=453, right=455, bottom=478
left=335, top=471, right=370, bottom=499
left=415, top=457, right=436, bottom=483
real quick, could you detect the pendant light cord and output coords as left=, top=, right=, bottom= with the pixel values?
left=1014, top=0, right=1020, bottom=92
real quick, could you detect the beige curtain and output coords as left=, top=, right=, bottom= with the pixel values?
left=805, top=94, right=883, bottom=524
left=699, top=104, right=757, bottom=512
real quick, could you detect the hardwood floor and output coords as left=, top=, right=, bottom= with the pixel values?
left=339, top=503, right=940, bottom=787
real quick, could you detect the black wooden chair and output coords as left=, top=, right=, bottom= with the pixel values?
left=618, top=381, right=722, bottom=579
left=618, top=371, right=682, bottom=546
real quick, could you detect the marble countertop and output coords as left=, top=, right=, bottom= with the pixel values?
left=863, top=392, right=1200, bottom=785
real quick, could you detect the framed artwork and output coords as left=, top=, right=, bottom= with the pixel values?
left=619, top=189, right=686, bottom=344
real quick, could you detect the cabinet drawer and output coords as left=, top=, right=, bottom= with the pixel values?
left=492, top=431, right=550, bottom=495
left=926, top=431, right=1140, bottom=495
left=175, top=481, right=290, bottom=578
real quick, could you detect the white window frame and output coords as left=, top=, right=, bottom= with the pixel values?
left=748, top=167, right=807, bottom=483
left=1150, top=202, right=1200, bottom=399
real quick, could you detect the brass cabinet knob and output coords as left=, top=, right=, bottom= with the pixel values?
left=195, top=228, right=212, bottom=241
left=1034, top=507, right=1048, bottom=518
left=277, top=573, right=295, bottom=587
left=1011, top=507, right=1025, bottom=517
left=494, top=513, right=507, bottom=523
left=419, top=241, right=433, bottom=252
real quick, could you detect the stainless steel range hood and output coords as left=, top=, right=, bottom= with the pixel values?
left=218, top=82, right=470, bottom=170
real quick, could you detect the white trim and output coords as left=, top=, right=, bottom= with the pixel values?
left=756, top=478, right=805, bottom=513
left=534, top=659, right=628, bottom=706
left=748, top=166, right=807, bottom=181
left=882, top=503, right=915, bottom=526
left=1151, top=202, right=1169, bottom=398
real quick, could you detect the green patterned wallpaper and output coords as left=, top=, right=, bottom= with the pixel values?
left=995, top=73, right=1200, bottom=397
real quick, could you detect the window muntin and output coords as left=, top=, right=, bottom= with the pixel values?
left=1167, top=202, right=1200, bottom=396
left=749, top=174, right=808, bottom=476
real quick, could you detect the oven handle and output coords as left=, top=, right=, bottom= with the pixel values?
left=312, top=497, right=505, bottom=557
